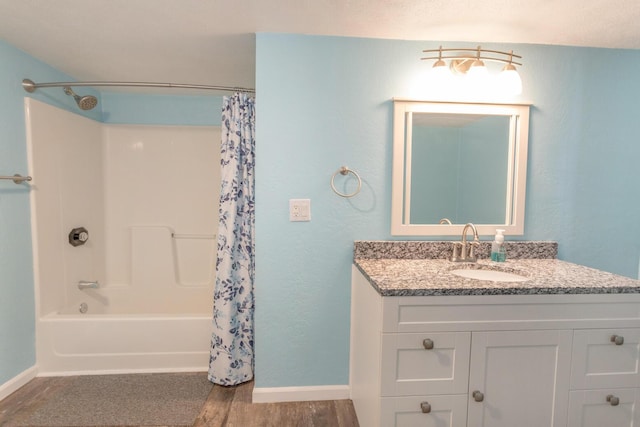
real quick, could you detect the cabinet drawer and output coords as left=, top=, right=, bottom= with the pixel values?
left=381, top=332, right=470, bottom=396
left=568, top=388, right=640, bottom=427
left=380, top=394, right=467, bottom=427
left=383, top=295, right=640, bottom=333
left=571, top=329, right=640, bottom=389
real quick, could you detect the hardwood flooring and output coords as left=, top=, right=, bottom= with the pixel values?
left=0, top=376, right=359, bottom=427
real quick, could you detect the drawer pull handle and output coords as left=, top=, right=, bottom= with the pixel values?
left=607, top=395, right=620, bottom=406
left=423, top=338, right=434, bottom=350
left=420, top=401, right=431, bottom=413
left=610, top=335, right=625, bottom=345
left=472, top=390, right=484, bottom=402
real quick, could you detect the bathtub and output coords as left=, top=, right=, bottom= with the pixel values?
left=27, top=100, right=218, bottom=376
left=36, top=311, right=212, bottom=376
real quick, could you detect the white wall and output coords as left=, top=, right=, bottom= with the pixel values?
left=27, top=98, right=220, bottom=316
left=102, top=124, right=220, bottom=314
left=26, top=98, right=104, bottom=317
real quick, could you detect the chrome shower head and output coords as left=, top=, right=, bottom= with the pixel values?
left=63, top=86, right=98, bottom=111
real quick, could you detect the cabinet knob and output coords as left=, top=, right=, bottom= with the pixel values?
left=423, top=338, right=434, bottom=350
left=472, top=390, right=484, bottom=402
left=606, top=395, right=620, bottom=406
left=610, top=335, right=624, bottom=345
left=420, top=401, right=431, bottom=413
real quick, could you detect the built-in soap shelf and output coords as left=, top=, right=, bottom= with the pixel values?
left=131, top=226, right=215, bottom=287
left=171, top=233, right=216, bottom=240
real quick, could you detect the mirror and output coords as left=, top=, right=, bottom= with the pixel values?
left=391, top=100, right=530, bottom=236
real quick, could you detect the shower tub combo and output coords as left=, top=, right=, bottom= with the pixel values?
left=26, top=98, right=220, bottom=375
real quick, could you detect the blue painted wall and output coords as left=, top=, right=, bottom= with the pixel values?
left=254, top=33, right=640, bottom=388
left=101, top=92, right=223, bottom=125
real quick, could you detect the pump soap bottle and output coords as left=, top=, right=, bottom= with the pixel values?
left=491, top=229, right=507, bottom=262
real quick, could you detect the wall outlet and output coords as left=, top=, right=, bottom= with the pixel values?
left=289, top=199, right=311, bottom=222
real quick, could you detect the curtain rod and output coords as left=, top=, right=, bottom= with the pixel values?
left=22, top=78, right=255, bottom=94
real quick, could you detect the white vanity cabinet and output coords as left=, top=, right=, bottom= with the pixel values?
left=567, top=328, right=640, bottom=426
left=350, top=266, right=640, bottom=427
left=467, top=329, right=572, bottom=427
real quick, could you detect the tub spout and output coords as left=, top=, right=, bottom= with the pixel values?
left=78, top=280, right=99, bottom=290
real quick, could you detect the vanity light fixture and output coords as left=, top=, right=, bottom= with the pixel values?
left=421, top=46, right=523, bottom=95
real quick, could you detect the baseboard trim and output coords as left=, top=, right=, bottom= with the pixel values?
left=252, top=384, right=350, bottom=403
left=0, top=366, right=38, bottom=402
left=36, top=366, right=208, bottom=377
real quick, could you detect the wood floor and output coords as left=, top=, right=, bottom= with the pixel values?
left=0, top=376, right=360, bottom=427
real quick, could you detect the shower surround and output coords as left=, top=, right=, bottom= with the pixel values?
left=25, top=98, right=219, bottom=374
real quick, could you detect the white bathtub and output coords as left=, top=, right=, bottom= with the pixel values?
left=36, top=312, right=212, bottom=376
left=26, top=102, right=219, bottom=376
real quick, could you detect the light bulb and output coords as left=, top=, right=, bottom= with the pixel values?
left=468, top=59, right=487, bottom=76
left=466, top=59, right=488, bottom=89
left=431, top=60, right=450, bottom=80
left=500, top=63, right=522, bottom=95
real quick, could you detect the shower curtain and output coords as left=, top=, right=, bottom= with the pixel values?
left=208, top=92, right=256, bottom=386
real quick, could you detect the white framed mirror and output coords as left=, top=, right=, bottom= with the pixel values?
left=391, top=99, right=531, bottom=236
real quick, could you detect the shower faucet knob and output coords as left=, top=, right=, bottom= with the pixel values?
left=69, top=227, right=89, bottom=246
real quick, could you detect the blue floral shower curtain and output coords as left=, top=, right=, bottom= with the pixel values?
left=208, top=92, right=256, bottom=386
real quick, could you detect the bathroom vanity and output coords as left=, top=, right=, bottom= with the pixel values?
left=350, top=241, right=640, bottom=427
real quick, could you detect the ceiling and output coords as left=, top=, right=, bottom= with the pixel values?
left=1, top=0, right=639, bottom=94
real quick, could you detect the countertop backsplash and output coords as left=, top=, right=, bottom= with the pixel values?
left=354, top=240, right=558, bottom=261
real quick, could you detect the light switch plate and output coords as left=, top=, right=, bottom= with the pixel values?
left=289, top=199, right=311, bottom=221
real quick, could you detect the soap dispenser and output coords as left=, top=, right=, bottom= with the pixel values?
left=491, top=229, right=507, bottom=262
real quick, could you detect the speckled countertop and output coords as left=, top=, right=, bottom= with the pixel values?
left=354, top=241, right=640, bottom=297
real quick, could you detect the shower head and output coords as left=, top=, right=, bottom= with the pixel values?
left=63, top=86, right=98, bottom=111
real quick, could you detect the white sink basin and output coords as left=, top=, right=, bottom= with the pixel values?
left=450, top=268, right=529, bottom=282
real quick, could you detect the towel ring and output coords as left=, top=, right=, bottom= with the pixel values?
left=331, top=166, right=362, bottom=198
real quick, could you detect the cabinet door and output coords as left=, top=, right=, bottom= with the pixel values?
left=467, top=330, right=572, bottom=427
left=380, top=394, right=468, bottom=427
left=381, top=332, right=471, bottom=396
left=571, top=328, right=640, bottom=389
left=568, top=389, right=640, bottom=427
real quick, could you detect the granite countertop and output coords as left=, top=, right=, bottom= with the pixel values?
left=354, top=241, right=640, bottom=297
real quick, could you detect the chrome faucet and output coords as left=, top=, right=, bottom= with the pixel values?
left=451, top=223, right=480, bottom=262
left=78, top=280, right=99, bottom=290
